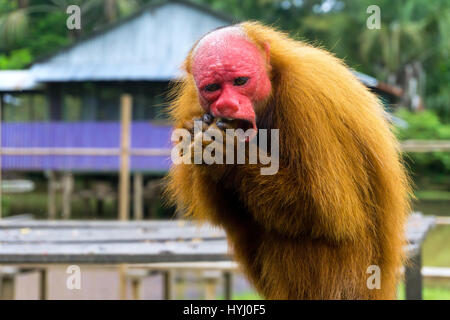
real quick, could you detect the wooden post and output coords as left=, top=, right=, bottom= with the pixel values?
left=0, top=276, right=14, bottom=300
left=48, top=171, right=57, bottom=220
left=223, top=271, right=233, bottom=300
left=62, top=172, right=74, bottom=220
left=131, top=278, right=142, bottom=300
left=118, top=264, right=128, bottom=300
left=203, top=271, right=220, bottom=300
left=118, top=95, right=132, bottom=301
left=163, top=270, right=174, bottom=300
left=175, top=270, right=187, bottom=299
left=133, top=173, right=143, bottom=220
left=204, top=279, right=217, bottom=300
left=119, top=94, right=132, bottom=221
left=39, top=269, right=47, bottom=300
left=405, top=245, right=423, bottom=300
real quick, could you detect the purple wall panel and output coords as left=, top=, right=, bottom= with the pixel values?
left=0, top=122, right=173, bottom=172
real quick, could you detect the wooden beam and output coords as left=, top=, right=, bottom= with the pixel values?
left=0, top=147, right=171, bottom=156
left=133, top=173, right=143, bottom=220
left=119, top=94, right=132, bottom=221
left=401, top=140, right=450, bottom=152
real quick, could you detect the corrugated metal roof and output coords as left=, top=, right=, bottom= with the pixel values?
left=352, top=70, right=378, bottom=87
left=0, top=70, right=42, bottom=92
left=30, top=1, right=231, bottom=82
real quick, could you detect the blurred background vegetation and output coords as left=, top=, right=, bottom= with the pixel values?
left=0, top=0, right=449, bottom=299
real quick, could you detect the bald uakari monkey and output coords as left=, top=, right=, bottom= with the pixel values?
left=165, top=22, right=411, bottom=300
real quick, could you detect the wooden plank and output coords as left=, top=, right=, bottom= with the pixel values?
left=0, top=240, right=230, bottom=264
left=0, top=219, right=193, bottom=229
left=1, top=180, right=35, bottom=193
left=422, top=266, right=450, bottom=278
left=0, top=212, right=433, bottom=232
left=2, top=214, right=34, bottom=220
left=119, top=94, right=132, bottom=221
left=128, top=261, right=239, bottom=271
left=436, top=216, right=450, bottom=225
left=401, top=140, right=450, bottom=152
left=0, top=226, right=225, bottom=243
left=0, top=215, right=431, bottom=243
left=406, top=213, right=436, bottom=244
left=0, top=214, right=434, bottom=266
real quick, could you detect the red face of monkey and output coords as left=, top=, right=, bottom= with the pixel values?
left=192, top=29, right=271, bottom=133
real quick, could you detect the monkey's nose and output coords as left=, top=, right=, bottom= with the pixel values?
left=214, top=103, right=239, bottom=118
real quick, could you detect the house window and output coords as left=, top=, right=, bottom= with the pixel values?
left=2, top=93, right=49, bottom=121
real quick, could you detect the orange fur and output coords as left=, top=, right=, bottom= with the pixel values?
left=165, top=22, right=411, bottom=299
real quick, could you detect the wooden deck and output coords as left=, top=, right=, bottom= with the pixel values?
left=0, top=213, right=436, bottom=299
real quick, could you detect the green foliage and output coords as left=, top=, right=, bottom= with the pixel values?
left=1, top=195, right=10, bottom=217
left=0, top=47, right=32, bottom=68
left=423, top=225, right=450, bottom=267
left=395, top=109, right=450, bottom=175
left=23, top=10, right=69, bottom=57
left=395, top=109, right=450, bottom=140
left=397, top=281, right=450, bottom=300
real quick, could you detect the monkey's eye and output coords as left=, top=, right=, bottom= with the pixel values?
left=233, top=77, right=249, bottom=86
left=204, top=83, right=221, bottom=92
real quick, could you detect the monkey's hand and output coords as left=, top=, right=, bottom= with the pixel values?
left=180, top=113, right=234, bottom=181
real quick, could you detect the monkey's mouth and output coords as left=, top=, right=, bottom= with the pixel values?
left=236, top=118, right=255, bottom=132
left=217, top=117, right=255, bottom=131
left=217, top=117, right=257, bottom=141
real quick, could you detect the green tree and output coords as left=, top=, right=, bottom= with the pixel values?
left=0, top=0, right=143, bottom=69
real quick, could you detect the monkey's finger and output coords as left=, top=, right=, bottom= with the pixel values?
left=202, top=113, right=214, bottom=125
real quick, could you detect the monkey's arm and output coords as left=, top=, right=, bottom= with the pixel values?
left=232, top=155, right=373, bottom=242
